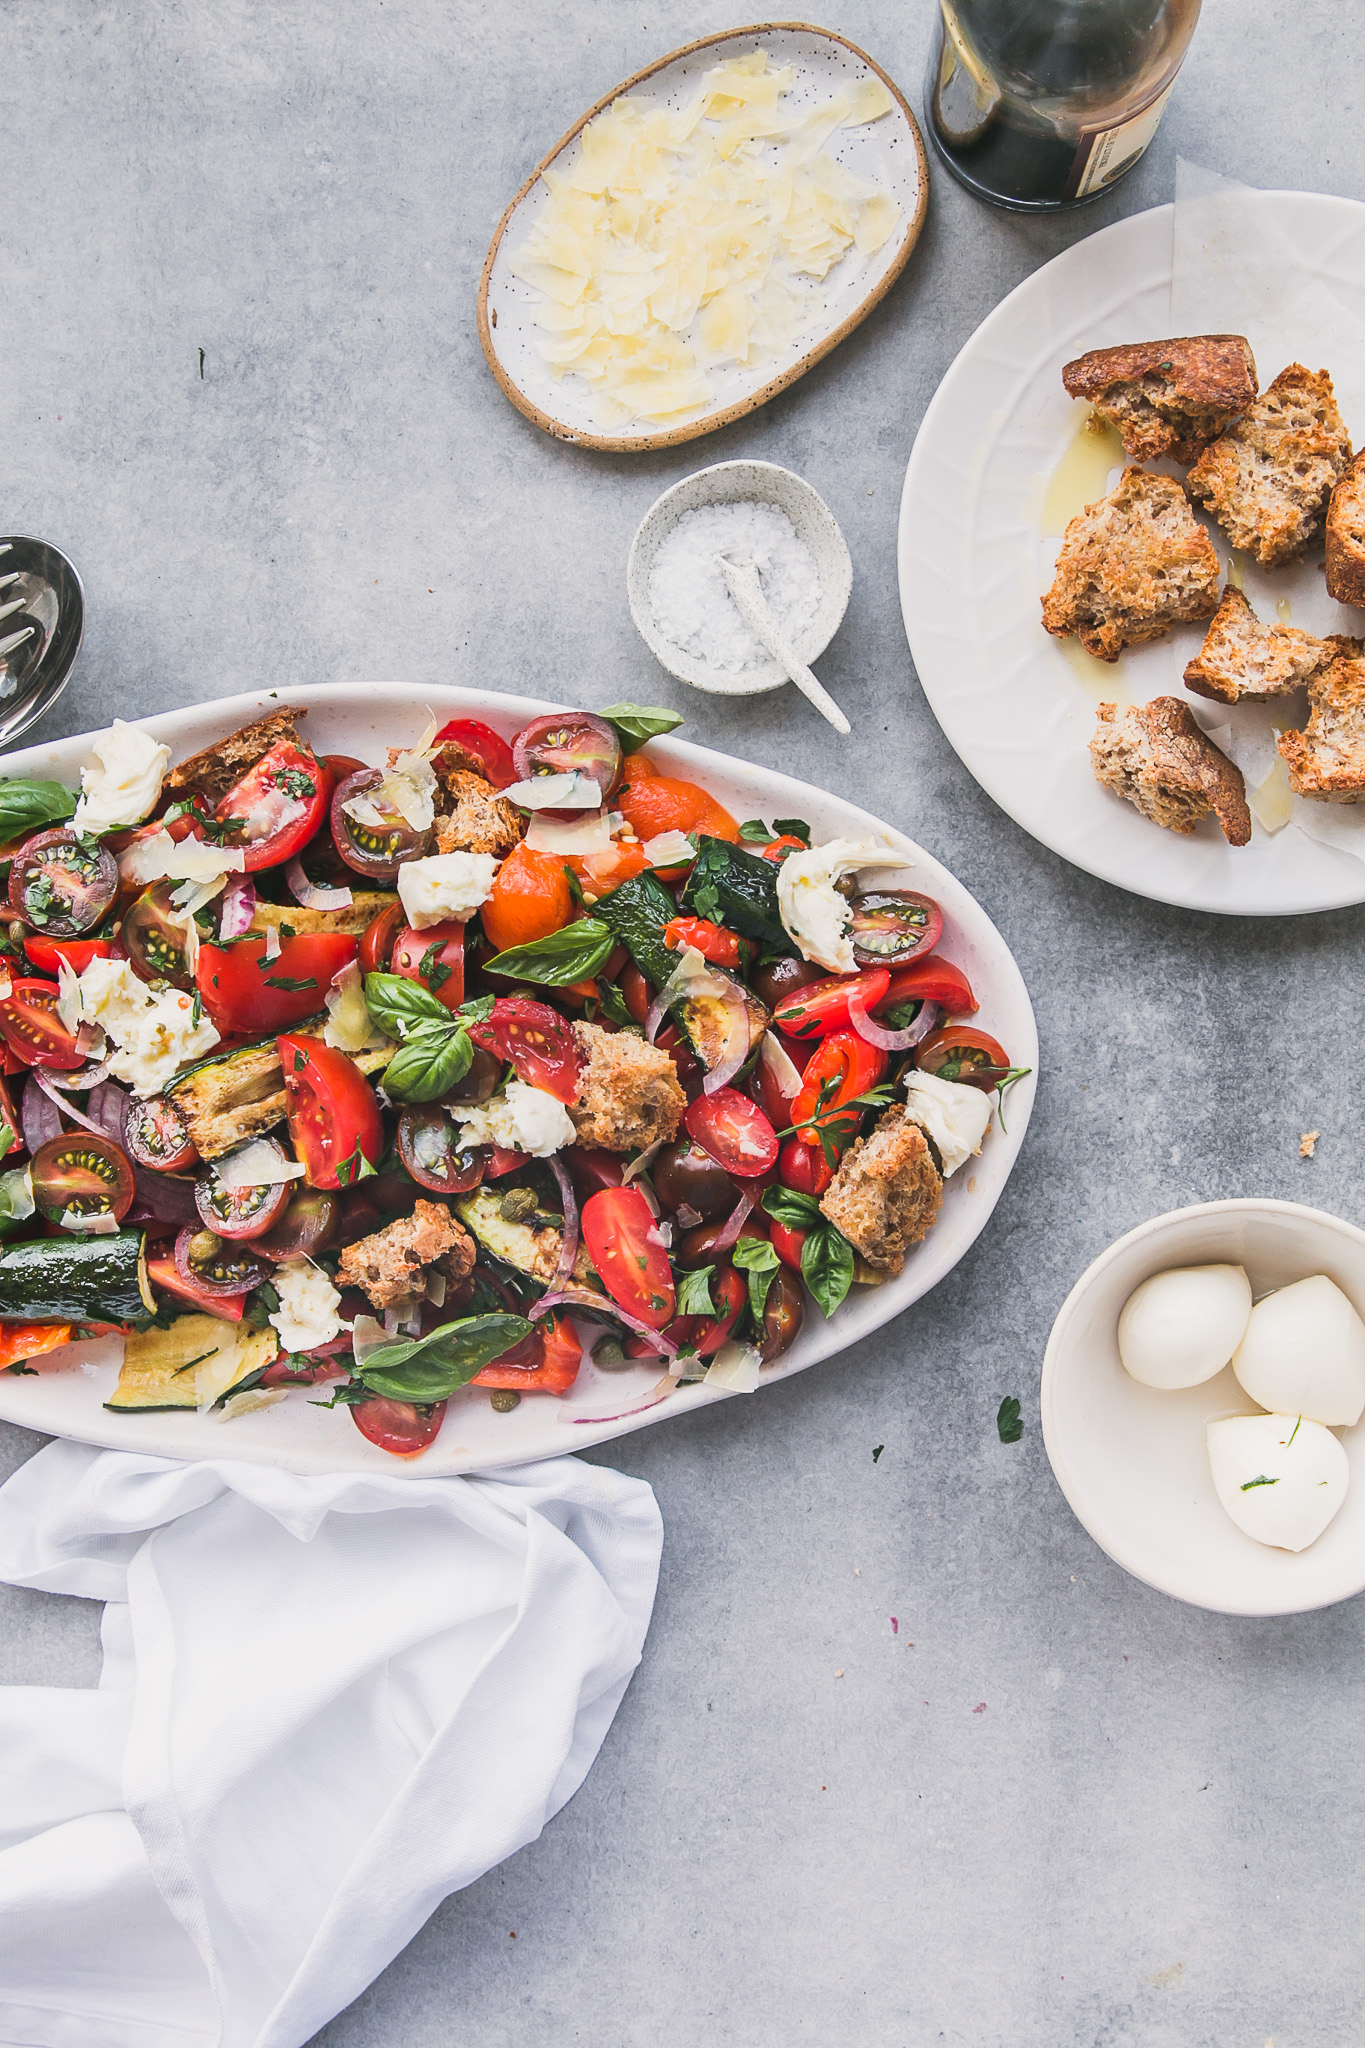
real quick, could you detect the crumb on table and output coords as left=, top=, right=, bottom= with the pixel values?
left=1300, top=1130, right=1320, bottom=1158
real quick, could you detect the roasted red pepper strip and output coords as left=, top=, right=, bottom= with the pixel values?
left=664, top=915, right=742, bottom=968
left=791, top=1029, right=887, bottom=1150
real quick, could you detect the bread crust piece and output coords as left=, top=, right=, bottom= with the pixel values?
left=337, top=1198, right=476, bottom=1311
left=1277, top=638, right=1365, bottom=802
left=1090, top=696, right=1253, bottom=845
left=162, top=708, right=307, bottom=806
left=433, top=770, right=521, bottom=857
left=1186, top=364, right=1352, bottom=566
left=1183, top=584, right=1332, bottom=704
left=1062, top=334, right=1257, bottom=464
left=818, top=1110, right=943, bottom=1278
left=1326, top=451, right=1365, bottom=607
left=1041, top=467, right=1221, bottom=661
left=569, top=1021, right=685, bottom=1154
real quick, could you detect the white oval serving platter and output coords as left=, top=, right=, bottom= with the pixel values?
left=0, top=681, right=1036, bottom=1475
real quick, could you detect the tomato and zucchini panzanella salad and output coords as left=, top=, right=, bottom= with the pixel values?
left=0, top=700, right=1026, bottom=1458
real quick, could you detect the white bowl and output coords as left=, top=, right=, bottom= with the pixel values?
left=1041, top=1199, right=1365, bottom=1616
left=626, top=460, right=852, bottom=696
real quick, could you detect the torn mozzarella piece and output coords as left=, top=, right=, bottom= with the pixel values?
left=396, top=851, right=498, bottom=929
left=776, top=839, right=908, bottom=973
left=1231, top=1275, right=1365, bottom=1427
left=73, top=720, right=171, bottom=833
left=269, top=1258, right=343, bottom=1354
left=1207, top=1413, right=1349, bottom=1552
left=73, top=958, right=219, bottom=1096
left=1118, top=1265, right=1253, bottom=1391
left=451, top=1081, right=575, bottom=1159
left=902, top=1070, right=992, bottom=1177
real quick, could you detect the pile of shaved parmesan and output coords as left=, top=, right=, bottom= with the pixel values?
left=509, top=50, right=900, bottom=426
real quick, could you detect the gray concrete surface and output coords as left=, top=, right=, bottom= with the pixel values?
left=3, top=2, right=1364, bottom=2042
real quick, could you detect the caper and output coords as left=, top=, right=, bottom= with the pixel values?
left=500, top=1187, right=539, bottom=1223
left=489, top=1389, right=521, bottom=1413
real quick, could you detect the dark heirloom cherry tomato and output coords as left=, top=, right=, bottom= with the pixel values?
left=196, top=931, right=357, bottom=1034
left=563, top=1147, right=625, bottom=1200
left=849, top=890, right=943, bottom=967
left=512, top=712, right=621, bottom=805
left=195, top=1164, right=292, bottom=1241
left=278, top=1035, right=384, bottom=1190
left=758, top=1266, right=805, bottom=1362
left=444, top=1043, right=501, bottom=1106
left=791, top=1030, right=886, bottom=1149
left=255, top=1188, right=341, bottom=1262
left=31, top=1133, right=135, bottom=1226
left=123, top=882, right=197, bottom=989
left=432, top=718, right=517, bottom=790
left=213, top=740, right=331, bottom=872
left=351, top=1396, right=447, bottom=1456
left=146, top=1252, right=246, bottom=1321
left=748, top=953, right=823, bottom=1014
left=9, top=829, right=118, bottom=937
left=683, top=1088, right=778, bottom=1178
left=773, top=968, right=891, bottom=1041
left=397, top=1106, right=485, bottom=1194
left=581, top=1185, right=675, bottom=1328
left=177, top=1226, right=271, bottom=1295
left=357, top=900, right=406, bottom=976
left=392, top=919, right=465, bottom=1012
left=676, top=1215, right=767, bottom=1270
left=330, top=768, right=430, bottom=880
left=24, top=935, right=112, bottom=977
left=125, top=1095, right=199, bottom=1173
left=651, top=1139, right=736, bottom=1223
left=778, top=1133, right=835, bottom=1198
left=917, top=1025, right=1012, bottom=1090
left=472, top=1312, right=582, bottom=1395
left=879, top=956, right=978, bottom=1018
left=471, top=996, right=580, bottom=1103
left=0, top=978, right=85, bottom=1070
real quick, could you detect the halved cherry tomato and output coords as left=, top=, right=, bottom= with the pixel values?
left=195, top=1162, right=292, bottom=1241
left=581, top=1185, right=675, bottom=1329
left=848, top=890, right=942, bottom=967
left=396, top=1106, right=485, bottom=1194
left=470, top=996, right=580, bottom=1103
left=656, top=1022, right=703, bottom=1089
left=330, top=768, right=431, bottom=880
left=617, top=771, right=738, bottom=847
left=31, top=1133, right=135, bottom=1226
left=0, top=977, right=85, bottom=1070
left=125, top=1095, right=198, bottom=1173
left=620, top=963, right=652, bottom=1027
left=123, top=881, right=196, bottom=989
left=472, top=1311, right=582, bottom=1394
left=23, top=935, right=112, bottom=977
left=791, top=1029, right=887, bottom=1149
left=879, top=956, right=978, bottom=1018
left=917, top=1025, right=1011, bottom=1090
left=563, top=1146, right=625, bottom=1200
left=433, top=718, right=516, bottom=790
left=255, top=1188, right=340, bottom=1262
left=779, top=1133, right=834, bottom=1197
left=9, top=829, right=118, bottom=937
left=146, top=1253, right=245, bottom=1322
left=769, top=1217, right=807, bottom=1273
left=480, top=843, right=573, bottom=954
left=351, top=1396, right=446, bottom=1457
left=684, top=1087, right=778, bottom=1178
left=357, top=900, right=406, bottom=976
left=321, top=753, right=368, bottom=781
left=512, top=713, right=620, bottom=806
left=664, top=916, right=742, bottom=968
left=213, top=741, right=331, bottom=873
left=196, top=931, right=357, bottom=1034
left=624, top=1263, right=746, bottom=1361
left=278, top=1034, right=384, bottom=1189
left=760, top=835, right=807, bottom=863
left=750, top=1038, right=803, bottom=1132
left=773, top=968, right=891, bottom=1041
left=392, top=919, right=465, bottom=1011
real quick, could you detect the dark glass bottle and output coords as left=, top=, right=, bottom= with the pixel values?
left=926, top=0, right=1203, bottom=213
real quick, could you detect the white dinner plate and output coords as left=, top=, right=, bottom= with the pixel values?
left=0, top=682, right=1036, bottom=1476
left=899, top=190, right=1365, bottom=916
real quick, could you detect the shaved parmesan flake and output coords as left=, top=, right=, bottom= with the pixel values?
left=510, top=51, right=900, bottom=425
left=60, top=1207, right=120, bottom=1236
left=502, top=772, right=603, bottom=810
left=119, top=831, right=247, bottom=890
left=525, top=810, right=613, bottom=855
left=216, top=1140, right=306, bottom=1191
left=264, top=923, right=282, bottom=962
left=704, top=1340, right=763, bottom=1392
left=642, top=829, right=696, bottom=867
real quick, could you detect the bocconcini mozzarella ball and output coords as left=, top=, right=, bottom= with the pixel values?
left=1117, top=1264, right=1252, bottom=1390
left=1231, top=1275, right=1365, bottom=1427
left=1207, top=1413, right=1349, bottom=1552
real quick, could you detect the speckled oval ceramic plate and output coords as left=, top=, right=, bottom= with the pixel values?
left=0, top=681, right=1035, bottom=1475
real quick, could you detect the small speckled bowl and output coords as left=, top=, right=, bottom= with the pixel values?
left=626, top=460, right=852, bottom=697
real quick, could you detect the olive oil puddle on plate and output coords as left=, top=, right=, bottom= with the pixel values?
left=1040, top=410, right=1127, bottom=535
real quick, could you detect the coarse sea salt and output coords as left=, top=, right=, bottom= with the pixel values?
left=648, top=501, right=821, bottom=674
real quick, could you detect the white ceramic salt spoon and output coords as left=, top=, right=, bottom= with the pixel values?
left=717, top=556, right=851, bottom=736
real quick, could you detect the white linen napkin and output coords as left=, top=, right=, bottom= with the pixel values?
left=0, top=1439, right=662, bottom=2048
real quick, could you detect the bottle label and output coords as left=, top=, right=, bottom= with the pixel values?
left=1064, top=81, right=1176, bottom=201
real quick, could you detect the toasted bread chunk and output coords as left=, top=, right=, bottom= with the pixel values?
left=1326, top=451, right=1365, bottom=607
left=1090, top=697, right=1252, bottom=845
left=819, top=1110, right=942, bottom=1277
left=162, top=708, right=307, bottom=806
left=337, top=1199, right=476, bottom=1312
left=1042, top=468, right=1221, bottom=661
left=569, top=1021, right=685, bottom=1154
left=433, top=770, right=521, bottom=857
left=1183, top=585, right=1332, bottom=704
left=1278, top=639, right=1365, bottom=801
left=1186, top=364, right=1351, bottom=566
left=1062, top=334, right=1257, bottom=464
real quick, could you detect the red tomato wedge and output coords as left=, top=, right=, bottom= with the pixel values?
left=146, top=1254, right=245, bottom=1322
left=773, top=968, right=891, bottom=1041
left=0, top=977, right=85, bottom=1070
left=350, top=1396, right=446, bottom=1456
left=684, top=1087, right=779, bottom=1178
left=357, top=900, right=406, bottom=976
left=211, top=740, right=332, bottom=872
left=23, top=935, right=113, bottom=976
left=778, top=1133, right=834, bottom=1197
left=472, top=1312, right=582, bottom=1394
left=196, top=931, right=357, bottom=1034
left=391, top=919, right=465, bottom=1012
left=433, top=718, right=516, bottom=790
left=769, top=1218, right=806, bottom=1273
left=470, top=996, right=580, bottom=1103
left=277, top=1035, right=384, bottom=1190
left=879, top=956, right=977, bottom=1017
left=581, top=1185, right=676, bottom=1330
left=791, top=1030, right=887, bottom=1149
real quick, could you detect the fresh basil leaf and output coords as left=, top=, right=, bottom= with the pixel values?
left=0, top=778, right=77, bottom=845
left=335, top=1141, right=377, bottom=1187
left=594, top=978, right=632, bottom=1028
left=483, top=919, right=615, bottom=987
left=263, top=974, right=318, bottom=992
left=675, top=1264, right=717, bottom=1317
left=731, top=1236, right=780, bottom=1323
left=457, top=993, right=496, bottom=1024
left=996, top=1395, right=1023, bottom=1445
left=800, top=1224, right=855, bottom=1320
left=738, top=819, right=772, bottom=844
left=364, top=970, right=451, bottom=1035
left=761, top=1185, right=822, bottom=1230
left=772, top=818, right=811, bottom=845
left=380, top=1020, right=473, bottom=1103
left=311, top=1377, right=373, bottom=1408
left=0, top=1128, right=14, bottom=1165
left=357, top=1312, right=533, bottom=1402
left=598, top=703, right=684, bottom=753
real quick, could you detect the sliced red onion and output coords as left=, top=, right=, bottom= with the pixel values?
left=218, top=874, right=257, bottom=941
left=22, top=1072, right=64, bottom=1151
left=41, top=1056, right=112, bottom=1092
left=87, top=1080, right=130, bottom=1143
left=73, top=1022, right=103, bottom=1061
left=548, top=1154, right=579, bottom=1293
left=643, top=985, right=671, bottom=1046
left=33, top=1067, right=109, bottom=1136
left=701, top=989, right=751, bottom=1096
left=532, top=1286, right=678, bottom=1361
left=848, top=988, right=941, bottom=1053
left=286, top=858, right=353, bottom=912
left=564, top=1383, right=674, bottom=1426
left=132, top=1166, right=199, bottom=1225
left=710, top=1188, right=756, bottom=1253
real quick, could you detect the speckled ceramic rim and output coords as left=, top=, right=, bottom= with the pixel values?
left=476, top=21, right=929, bottom=453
